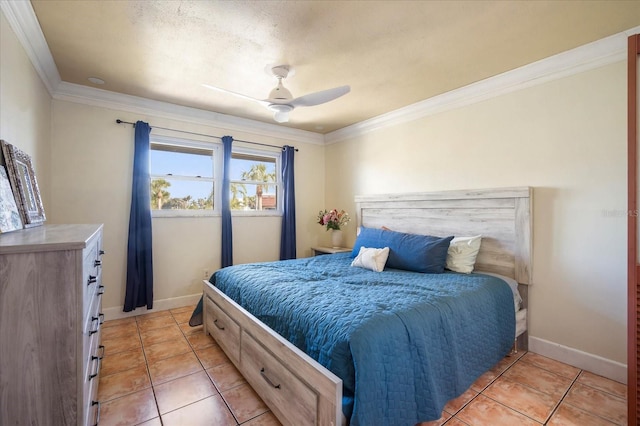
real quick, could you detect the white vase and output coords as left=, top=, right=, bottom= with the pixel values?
left=331, top=229, right=343, bottom=248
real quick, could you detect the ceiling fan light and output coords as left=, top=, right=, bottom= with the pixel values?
left=268, top=103, right=294, bottom=113
left=273, top=111, right=290, bottom=123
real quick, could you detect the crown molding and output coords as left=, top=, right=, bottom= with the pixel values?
left=53, top=82, right=324, bottom=145
left=325, top=25, right=640, bottom=144
left=0, top=0, right=60, bottom=95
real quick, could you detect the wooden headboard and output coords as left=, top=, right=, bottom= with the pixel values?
left=354, top=187, right=533, bottom=285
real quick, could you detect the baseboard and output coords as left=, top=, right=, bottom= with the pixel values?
left=529, top=336, right=627, bottom=384
left=102, top=293, right=202, bottom=322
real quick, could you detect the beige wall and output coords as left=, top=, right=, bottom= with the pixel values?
left=49, top=100, right=326, bottom=312
left=0, top=11, right=51, bottom=209
left=325, top=62, right=627, bottom=365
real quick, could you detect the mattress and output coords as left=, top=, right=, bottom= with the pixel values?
left=476, top=271, right=527, bottom=338
left=516, top=308, right=527, bottom=338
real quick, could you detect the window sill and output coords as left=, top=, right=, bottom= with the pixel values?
left=152, top=210, right=218, bottom=218
left=151, top=210, right=282, bottom=218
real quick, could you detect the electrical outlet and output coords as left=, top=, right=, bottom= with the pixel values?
left=203, top=268, right=210, bottom=279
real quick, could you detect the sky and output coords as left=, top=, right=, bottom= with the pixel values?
left=150, top=150, right=276, bottom=201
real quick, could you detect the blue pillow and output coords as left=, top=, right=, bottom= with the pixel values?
left=351, top=227, right=453, bottom=273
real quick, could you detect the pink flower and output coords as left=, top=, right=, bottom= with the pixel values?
left=316, top=209, right=351, bottom=231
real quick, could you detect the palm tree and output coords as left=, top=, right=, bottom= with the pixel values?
left=230, top=182, right=247, bottom=210
left=177, top=195, right=192, bottom=209
left=150, top=179, right=171, bottom=209
left=240, top=164, right=276, bottom=210
left=203, top=188, right=214, bottom=209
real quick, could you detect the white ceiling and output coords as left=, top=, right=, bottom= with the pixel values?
left=27, top=0, right=640, bottom=134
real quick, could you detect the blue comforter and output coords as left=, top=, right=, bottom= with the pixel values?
left=210, top=253, right=515, bottom=425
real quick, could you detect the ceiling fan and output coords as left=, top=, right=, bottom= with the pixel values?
left=203, top=65, right=350, bottom=123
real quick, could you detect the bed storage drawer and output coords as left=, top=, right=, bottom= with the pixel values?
left=241, top=331, right=317, bottom=426
left=204, top=295, right=241, bottom=363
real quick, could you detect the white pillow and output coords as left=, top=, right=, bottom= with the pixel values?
left=446, top=235, right=482, bottom=273
left=351, top=246, right=390, bottom=272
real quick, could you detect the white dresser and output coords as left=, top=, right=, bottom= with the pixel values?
left=0, top=224, right=105, bottom=426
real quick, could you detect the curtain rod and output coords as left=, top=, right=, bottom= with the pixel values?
left=115, top=119, right=297, bottom=151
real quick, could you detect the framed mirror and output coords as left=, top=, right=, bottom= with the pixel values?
left=0, top=166, right=23, bottom=233
left=0, top=140, right=45, bottom=228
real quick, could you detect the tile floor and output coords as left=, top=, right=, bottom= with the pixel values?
left=98, top=306, right=627, bottom=426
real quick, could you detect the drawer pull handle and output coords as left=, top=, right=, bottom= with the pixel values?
left=91, top=313, right=104, bottom=323
left=88, top=355, right=101, bottom=380
left=260, top=368, right=281, bottom=389
left=98, top=344, right=105, bottom=360
left=87, top=275, right=97, bottom=285
left=99, top=249, right=105, bottom=255
left=97, top=285, right=104, bottom=296
left=89, top=314, right=102, bottom=335
left=213, top=319, right=225, bottom=330
left=91, top=400, right=101, bottom=426
left=94, top=260, right=102, bottom=267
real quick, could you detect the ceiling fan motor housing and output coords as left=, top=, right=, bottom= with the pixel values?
left=268, top=81, right=293, bottom=101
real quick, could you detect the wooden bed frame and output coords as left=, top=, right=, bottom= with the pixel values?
left=203, top=186, right=532, bottom=426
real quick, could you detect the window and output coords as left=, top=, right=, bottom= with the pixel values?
left=149, top=136, right=218, bottom=216
left=148, top=136, right=281, bottom=216
left=229, top=148, right=281, bottom=213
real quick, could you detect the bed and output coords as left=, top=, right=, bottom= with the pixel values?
left=202, top=187, right=532, bottom=425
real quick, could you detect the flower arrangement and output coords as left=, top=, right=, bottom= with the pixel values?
left=317, top=209, right=351, bottom=231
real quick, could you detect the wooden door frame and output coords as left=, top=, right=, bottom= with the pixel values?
left=629, top=33, right=639, bottom=426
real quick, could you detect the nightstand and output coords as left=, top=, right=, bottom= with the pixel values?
left=312, top=246, right=352, bottom=256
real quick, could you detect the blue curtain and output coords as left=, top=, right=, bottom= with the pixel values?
left=279, top=145, right=297, bottom=260
left=221, top=136, right=233, bottom=267
left=124, top=121, right=153, bottom=312
left=190, top=135, right=233, bottom=326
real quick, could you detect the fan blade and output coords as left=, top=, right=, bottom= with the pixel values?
left=289, top=85, right=350, bottom=107
left=202, top=84, right=269, bottom=106
left=273, top=110, right=290, bottom=123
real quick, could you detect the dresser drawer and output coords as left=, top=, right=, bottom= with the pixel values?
left=83, top=319, right=102, bottom=384
left=83, top=281, right=103, bottom=335
left=85, top=383, right=100, bottom=426
left=204, top=295, right=240, bottom=364
left=82, top=240, right=102, bottom=320
left=241, top=332, right=317, bottom=426
left=83, top=334, right=103, bottom=426
left=83, top=318, right=100, bottom=372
